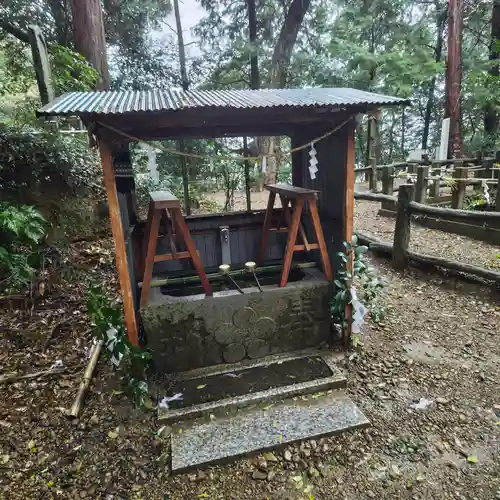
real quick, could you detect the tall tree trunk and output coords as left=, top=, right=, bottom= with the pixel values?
left=173, top=0, right=189, bottom=91
left=269, top=0, right=311, bottom=88
left=422, top=5, right=447, bottom=150
left=70, top=0, right=110, bottom=89
left=484, top=0, right=500, bottom=139
left=246, top=0, right=259, bottom=193
left=246, top=0, right=259, bottom=90
left=444, top=0, right=463, bottom=158
left=364, top=6, right=377, bottom=167
left=265, top=0, right=311, bottom=185
left=48, top=0, right=70, bottom=46
left=173, top=0, right=191, bottom=214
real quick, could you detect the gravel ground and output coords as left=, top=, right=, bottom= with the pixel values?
left=207, top=188, right=500, bottom=271
left=1, top=207, right=500, bottom=499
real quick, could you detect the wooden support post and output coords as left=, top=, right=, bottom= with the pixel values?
left=451, top=162, right=467, bottom=209
left=496, top=176, right=500, bottom=211
left=345, top=123, right=355, bottom=248
left=429, top=161, right=440, bottom=199
left=99, top=142, right=139, bottom=346
left=415, top=165, right=429, bottom=204
left=393, top=184, right=414, bottom=270
left=369, top=157, right=377, bottom=192
left=343, top=122, right=356, bottom=350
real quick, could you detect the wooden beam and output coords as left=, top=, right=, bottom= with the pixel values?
left=99, top=141, right=139, bottom=345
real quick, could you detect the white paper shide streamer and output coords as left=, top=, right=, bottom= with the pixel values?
left=106, top=326, right=123, bottom=367
left=482, top=180, right=490, bottom=205
left=350, top=287, right=368, bottom=334
left=309, top=142, right=318, bottom=179
left=261, top=155, right=267, bottom=173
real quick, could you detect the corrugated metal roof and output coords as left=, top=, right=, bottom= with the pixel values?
left=37, top=88, right=409, bottom=117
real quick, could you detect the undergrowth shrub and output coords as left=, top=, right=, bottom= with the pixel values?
left=87, top=285, right=153, bottom=408
left=0, top=202, right=47, bottom=291
left=0, top=123, right=101, bottom=203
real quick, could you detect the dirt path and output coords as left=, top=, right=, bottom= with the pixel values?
left=1, top=207, right=500, bottom=499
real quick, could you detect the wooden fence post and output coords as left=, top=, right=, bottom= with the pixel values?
left=451, top=162, right=467, bottom=209
left=369, top=157, right=377, bottom=192
left=415, top=165, right=429, bottom=204
left=483, top=158, right=494, bottom=179
left=429, top=161, right=440, bottom=199
left=496, top=176, right=500, bottom=211
left=381, top=166, right=394, bottom=211
left=382, top=166, right=394, bottom=194
left=393, top=184, right=414, bottom=270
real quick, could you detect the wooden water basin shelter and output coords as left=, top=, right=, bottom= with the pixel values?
left=37, top=88, right=408, bottom=355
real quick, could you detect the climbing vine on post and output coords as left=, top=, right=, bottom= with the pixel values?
left=330, top=235, right=385, bottom=350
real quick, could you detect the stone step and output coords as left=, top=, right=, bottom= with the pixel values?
left=157, top=350, right=346, bottom=424
left=170, top=391, right=369, bottom=471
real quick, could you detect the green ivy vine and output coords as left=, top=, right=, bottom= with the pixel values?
left=330, top=235, right=385, bottom=349
left=87, top=285, right=153, bottom=409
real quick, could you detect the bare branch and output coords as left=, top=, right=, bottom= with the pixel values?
left=0, top=17, right=30, bottom=44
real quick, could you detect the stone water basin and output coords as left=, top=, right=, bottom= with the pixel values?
left=142, top=267, right=332, bottom=373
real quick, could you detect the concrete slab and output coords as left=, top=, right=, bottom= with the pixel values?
left=171, top=392, right=369, bottom=471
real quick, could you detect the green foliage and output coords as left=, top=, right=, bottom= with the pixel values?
left=0, top=202, right=47, bottom=290
left=0, top=123, right=100, bottom=201
left=1, top=0, right=175, bottom=91
left=330, top=235, right=385, bottom=348
left=0, top=203, right=46, bottom=243
left=87, top=285, right=153, bottom=409
left=0, top=38, right=34, bottom=97
left=464, top=192, right=488, bottom=210
left=50, top=45, right=99, bottom=93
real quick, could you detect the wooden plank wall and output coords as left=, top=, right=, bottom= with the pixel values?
left=142, top=211, right=287, bottom=276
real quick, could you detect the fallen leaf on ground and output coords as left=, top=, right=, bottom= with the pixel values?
left=108, top=430, right=119, bottom=439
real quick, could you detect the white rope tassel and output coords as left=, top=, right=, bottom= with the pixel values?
left=261, top=155, right=267, bottom=173
left=309, top=142, right=318, bottom=179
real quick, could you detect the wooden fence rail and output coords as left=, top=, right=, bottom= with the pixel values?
left=354, top=183, right=500, bottom=283
left=355, top=157, right=500, bottom=210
